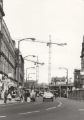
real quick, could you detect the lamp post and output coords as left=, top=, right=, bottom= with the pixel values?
left=17, top=38, right=35, bottom=87
left=24, top=55, right=36, bottom=59
left=24, top=55, right=38, bottom=82
left=24, top=55, right=44, bottom=83
left=59, top=67, right=68, bottom=98
left=33, top=56, right=39, bottom=83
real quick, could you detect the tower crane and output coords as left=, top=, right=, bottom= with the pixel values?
left=33, top=35, right=67, bottom=84
left=24, top=58, right=44, bottom=65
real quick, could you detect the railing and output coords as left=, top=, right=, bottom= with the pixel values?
left=68, top=89, right=84, bottom=100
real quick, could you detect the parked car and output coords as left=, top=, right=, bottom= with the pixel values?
left=43, top=91, right=54, bottom=102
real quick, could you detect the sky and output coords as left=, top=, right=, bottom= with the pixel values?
left=3, top=0, right=84, bottom=84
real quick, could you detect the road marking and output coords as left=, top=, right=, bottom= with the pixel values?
left=46, top=107, right=56, bottom=110
left=0, top=116, right=6, bottom=118
left=19, top=110, right=40, bottom=115
left=57, top=101, right=62, bottom=107
left=78, top=109, right=84, bottom=111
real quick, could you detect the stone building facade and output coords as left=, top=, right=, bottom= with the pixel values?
left=80, top=36, right=84, bottom=87
left=73, top=36, right=84, bottom=88
left=74, top=36, right=84, bottom=88
left=0, top=19, right=17, bottom=90
left=0, top=0, right=24, bottom=93
left=74, top=69, right=82, bottom=88
left=81, top=36, right=84, bottom=70
left=15, top=49, right=24, bottom=86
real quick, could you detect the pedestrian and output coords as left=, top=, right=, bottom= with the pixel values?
left=4, top=90, right=8, bottom=104
left=7, top=92, right=12, bottom=101
left=27, top=90, right=31, bottom=102
left=54, top=92, right=57, bottom=99
left=30, top=90, right=36, bottom=102
left=24, top=91, right=28, bottom=102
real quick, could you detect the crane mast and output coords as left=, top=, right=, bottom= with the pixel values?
left=32, top=36, right=67, bottom=84
left=47, top=35, right=52, bottom=84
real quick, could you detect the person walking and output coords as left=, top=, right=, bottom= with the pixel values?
left=30, top=90, right=36, bottom=102
left=7, top=92, right=12, bottom=101
left=27, top=90, right=31, bottom=102
left=24, top=91, right=28, bottom=102
left=4, top=90, right=8, bottom=104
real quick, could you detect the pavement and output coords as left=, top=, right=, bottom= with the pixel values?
left=0, top=98, right=20, bottom=105
left=0, top=96, right=84, bottom=105
left=0, top=96, right=42, bottom=105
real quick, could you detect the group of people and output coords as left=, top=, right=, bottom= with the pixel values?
left=3, top=88, right=36, bottom=104
left=22, top=89, right=36, bottom=102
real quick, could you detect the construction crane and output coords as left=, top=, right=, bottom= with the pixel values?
left=33, top=35, right=67, bottom=84
left=24, top=58, right=44, bottom=65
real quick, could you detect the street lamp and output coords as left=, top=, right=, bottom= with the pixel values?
left=59, top=67, right=68, bottom=98
left=33, top=56, right=39, bottom=83
left=24, top=55, right=38, bottom=82
left=24, top=55, right=36, bottom=59
left=24, top=55, right=44, bottom=83
left=17, top=38, right=36, bottom=87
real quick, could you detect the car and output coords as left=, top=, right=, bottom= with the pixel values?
left=43, top=91, right=54, bottom=102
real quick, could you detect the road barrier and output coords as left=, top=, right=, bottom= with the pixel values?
left=68, top=89, right=84, bottom=100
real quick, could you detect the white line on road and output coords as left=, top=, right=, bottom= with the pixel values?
left=0, top=116, right=6, bottom=118
left=46, top=100, right=62, bottom=111
left=57, top=101, right=62, bottom=107
left=19, top=110, right=40, bottom=115
left=46, top=107, right=56, bottom=110
left=78, top=109, right=84, bottom=111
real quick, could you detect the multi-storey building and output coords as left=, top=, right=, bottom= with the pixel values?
left=15, top=49, right=24, bottom=86
left=0, top=19, right=17, bottom=90
left=74, top=69, right=82, bottom=88
left=81, top=36, right=84, bottom=69
left=19, top=55, right=24, bottom=86
left=73, top=36, right=84, bottom=88
left=0, top=21, right=25, bottom=91
left=0, top=0, right=5, bottom=32
left=80, top=36, right=84, bottom=87
left=0, top=0, right=24, bottom=93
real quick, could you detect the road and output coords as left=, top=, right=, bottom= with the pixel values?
left=0, top=97, right=84, bottom=120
